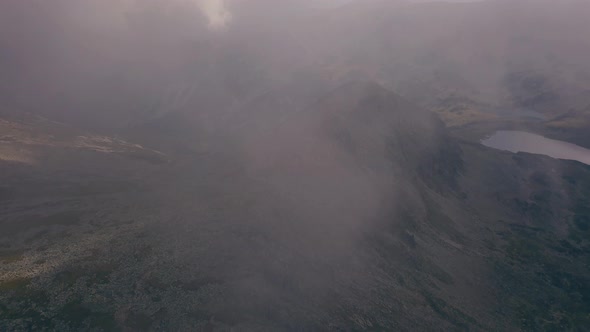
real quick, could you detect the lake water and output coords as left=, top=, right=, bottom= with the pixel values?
left=482, top=131, right=590, bottom=166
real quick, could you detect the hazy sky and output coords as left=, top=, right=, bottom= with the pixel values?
left=197, top=0, right=484, bottom=29
left=198, top=0, right=232, bottom=28
left=197, top=0, right=369, bottom=29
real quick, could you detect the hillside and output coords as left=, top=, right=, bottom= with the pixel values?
left=2, top=83, right=589, bottom=330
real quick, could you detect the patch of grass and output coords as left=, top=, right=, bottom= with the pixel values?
left=54, top=262, right=116, bottom=287
left=125, top=311, right=153, bottom=331
left=4, top=211, right=83, bottom=237
left=60, top=299, right=93, bottom=326
left=0, top=250, right=24, bottom=264
left=510, top=198, right=554, bottom=226
left=436, top=107, right=497, bottom=127
left=422, top=292, right=479, bottom=329
left=494, top=207, right=590, bottom=331
left=507, top=238, right=543, bottom=263
left=73, top=181, right=138, bottom=196
left=0, top=288, right=53, bottom=328
left=0, top=277, right=31, bottom=292
left=573, top=215, right=590, bottom=232
left=421, top=194, right=466, bottom=245
left=116, top=150, right=167, bottom=165
left=408, top=255, right=454, bottom=285
left=88, top=312, right=119, bottom=331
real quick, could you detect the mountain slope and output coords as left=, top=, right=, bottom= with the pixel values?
left=2, top=83, right=589, bottom=330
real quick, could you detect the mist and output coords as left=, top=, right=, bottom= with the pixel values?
left=2, top=0, right=590, bottom=127
left=1, top=0, right=590, bottom=330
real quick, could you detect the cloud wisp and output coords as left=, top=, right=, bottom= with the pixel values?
left=197, top=0, right=232, bottom=29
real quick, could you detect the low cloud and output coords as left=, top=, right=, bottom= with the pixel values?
left=198, top=0, right=232, bottom=29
